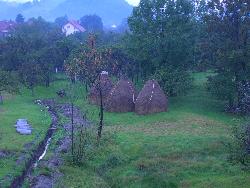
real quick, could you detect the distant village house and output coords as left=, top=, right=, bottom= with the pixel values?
left=62, top=20, right=86, bottom=36
left=0, top=20, right=16, bottom=37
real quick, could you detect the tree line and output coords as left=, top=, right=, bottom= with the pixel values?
left=0, top=0, right=249, bottom=114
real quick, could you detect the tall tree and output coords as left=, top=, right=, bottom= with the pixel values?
left=205, top=0, right=250, bottom=112
left=128, top=0, right=196, bottom=96
left=54, top=15, right=68, bottom=28
left=15, top=14, right=25, bottom=24
left=19, top=61, right=42, bottom=96
left=80, top=15, right=104, bottom=33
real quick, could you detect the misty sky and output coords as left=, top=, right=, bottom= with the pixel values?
left=1, top=0, right=140, bottom=6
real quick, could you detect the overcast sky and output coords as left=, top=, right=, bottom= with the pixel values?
left=1, top=0, right=140, bottom=6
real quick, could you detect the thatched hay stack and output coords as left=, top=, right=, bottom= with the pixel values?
left=135, top=80, right=168, bottom=115
left=105, top=79, right=136, bottom=113
left=88, top=72, right=113, bottom=105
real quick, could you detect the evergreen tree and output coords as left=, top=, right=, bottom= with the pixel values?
left=15, top=14, right=25, bottom=23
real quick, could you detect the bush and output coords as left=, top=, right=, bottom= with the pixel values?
left=72, top=126, right=96, bottom=166
left=207, top=73, right=250, bottom=114
left=207, top=73, right=237, bottom=105
left=237, top=82, right=250, bottom=114
left=153, top=67, right=193, bottom=97
left=228, top=121, right=250, bottom=168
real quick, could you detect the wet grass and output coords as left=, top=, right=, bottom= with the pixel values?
left=1, top=72, right=249, bottom=187
left=55, top=72, right=249, bottom=187
left=0, top=80, right=66, bottom=186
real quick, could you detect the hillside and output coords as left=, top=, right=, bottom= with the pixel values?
left=0, top=0, right=133, bottom=26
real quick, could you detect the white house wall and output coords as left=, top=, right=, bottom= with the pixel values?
left=62, top=23, right=80, bottom=36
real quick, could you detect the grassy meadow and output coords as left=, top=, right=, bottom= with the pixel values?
left=1, top=72, right=249, bottom=187
left=54, top=72, right=249, bottom=188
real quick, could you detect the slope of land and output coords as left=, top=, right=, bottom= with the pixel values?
left=0, top=0, right=133, bottom=26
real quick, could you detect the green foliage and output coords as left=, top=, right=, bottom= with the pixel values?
left=54, top=15, right=68, bottom=28
left=204, top=0, right=250, bottom=108
left=0, top=70, right=19, bottom=103
left=207, top=72, right=237, bottom=106
left=15, top=14, right=25, bottom=23
left=229, top=121, right=250, bottom=168
left=153, top=67, right=193, bottom=96
left=80, top=15, right=104, bottom=33
left=19, top=62, right=42, bottom=95
left=72, top=127, right=96, bottom=166
left=127, top=0, right=197, bottom=95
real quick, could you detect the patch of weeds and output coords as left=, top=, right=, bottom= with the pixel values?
left=22, top=178, right=30, bottom=188
left=96, top=153, right=126, bottom=176
left=58, top=113, right=70, bottom=125
left=38, top=166, right=52, bottom=177
left=141, top=175, right=178, bottom=188
left=134, top=158, right=175, bottom=188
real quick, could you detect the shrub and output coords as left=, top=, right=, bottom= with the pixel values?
left=153, top=67, right=193, bottom=97
left=229, top=121, right=250, bottom=168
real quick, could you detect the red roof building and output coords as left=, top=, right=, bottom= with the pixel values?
left=0, top=21, right=16, bottom=36
left=62, top=20, right=86, bottom=36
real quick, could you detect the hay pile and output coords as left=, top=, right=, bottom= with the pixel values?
left=88, top=73, right=113, bottom=105
left=135, top=80, right=168, bottom=115
left=105, top=79, right=136, bottom=113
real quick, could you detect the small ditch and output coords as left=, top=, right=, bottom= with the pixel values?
left=10, top=100, right=58, bottom=188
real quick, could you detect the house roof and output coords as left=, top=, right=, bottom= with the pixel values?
left=0, top=21, right=16, bottom=33
left=68, top=20, right=86, bottom=32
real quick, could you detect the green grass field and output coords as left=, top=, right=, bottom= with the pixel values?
left=0, top=72, right=249, bottom=187
left=0, top=78, right=67, bottom=186
left=57, top=72, right=249, bottom=188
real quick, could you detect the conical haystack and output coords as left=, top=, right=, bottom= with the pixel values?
left=88, top=72, right=113, bottom=105
left=135, top=80, right=168, bottom=115
left=105, top=79, right=136, bottom=113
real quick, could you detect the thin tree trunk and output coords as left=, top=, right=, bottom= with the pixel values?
left=31, top=87, right=34, bottom=97
left=71, top=102, right=74, bottom=158
left=46, top=76, right=50, bottom=87
left=85, top=82, right=88, bottom=93
left=97, top=75, right=104, bottom=142
left=0, top=92, right=3, bottom=105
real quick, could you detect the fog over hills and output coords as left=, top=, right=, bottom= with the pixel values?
left=0, top=0, right=133, bottom=26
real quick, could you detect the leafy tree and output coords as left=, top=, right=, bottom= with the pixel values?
left=65, top=35, right=112, bottom=142
left=128, top=0, right=196, bottom=96
left=0, top=17, right=63, bottom=71
left=0, top=70, right=19, bottom=104
left=65, top=35, right=107, bottom=87
left=0, top=17, right=69, bottom=89
left=204, top=0, right=250, bottom=112
left=154, top=67, right=193, bottom=96
left=19, top=61, right=42, bottom=96
left=55, top=15, right=68, bottom=28
left=80, top=14, right=104, bottom=33
left=15, top=14, right=25, bottom=24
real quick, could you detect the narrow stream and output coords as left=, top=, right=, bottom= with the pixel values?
left=10, top=101, right=58, bottom=188
left=34, top=138, right=52, bottom=168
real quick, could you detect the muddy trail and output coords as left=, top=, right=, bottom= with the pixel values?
left=10, top=99, right=87, bottom=188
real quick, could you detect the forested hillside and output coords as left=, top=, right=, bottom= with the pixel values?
left=0, top=0, right=133, bottom=26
